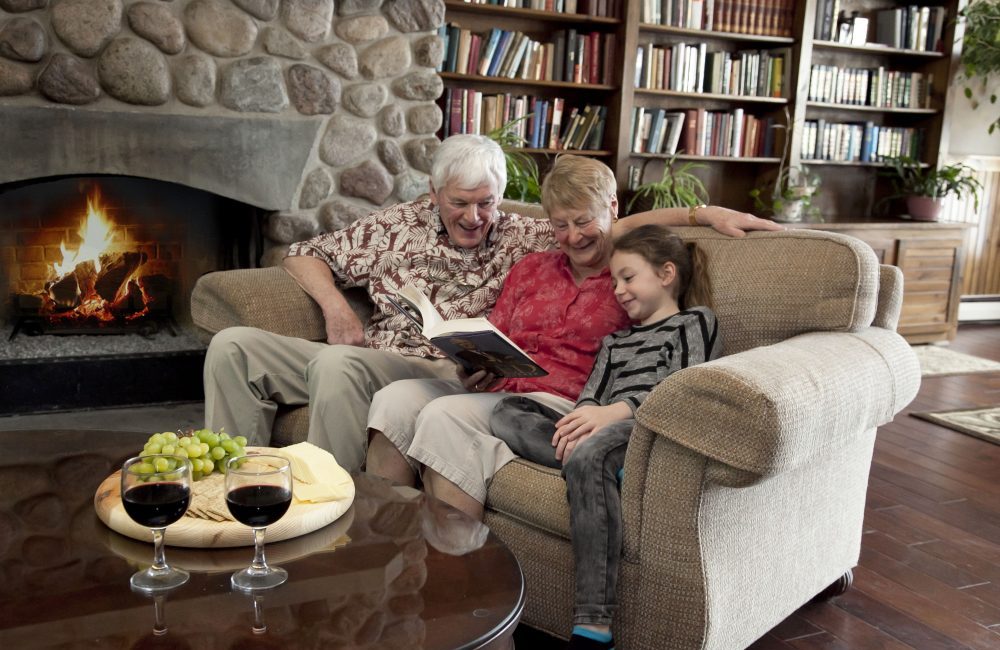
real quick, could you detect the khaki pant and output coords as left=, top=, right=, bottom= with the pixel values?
left=368, top=378, right=574, bottom=503
left=203, top=326, right=455, bottom=471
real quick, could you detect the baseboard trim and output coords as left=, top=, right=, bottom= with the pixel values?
left=958, top=298, right=1000, bottom=323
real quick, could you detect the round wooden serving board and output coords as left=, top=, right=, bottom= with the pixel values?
left=94, top=466, right=354, bottom=548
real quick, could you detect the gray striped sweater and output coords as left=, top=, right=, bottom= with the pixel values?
left=575, top=306, right=721, bottom=414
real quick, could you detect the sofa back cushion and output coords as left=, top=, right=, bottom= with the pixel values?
left=668, top=227, right=880, bottom=355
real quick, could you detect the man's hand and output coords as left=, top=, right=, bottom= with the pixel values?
left=284, top=256, right=367, bottom=346
left=699, top=206, right=784, bottom=238
left=457, top=366, right=498, bottom=393
left=322, top=306, right=365, bottom=346
left=551, top=403, right=631, bottom=461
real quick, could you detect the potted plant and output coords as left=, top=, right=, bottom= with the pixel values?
left=625, top=152, right=710, bottom=214
left=879, top=155, right=982, bottom=221
left=487, top=117, right=542, bottom=203
left=749, top=108, right=822, bottom=222
left=749, top=165, right=822, bottom=223
left=958, top=0, right=1000, bottom=134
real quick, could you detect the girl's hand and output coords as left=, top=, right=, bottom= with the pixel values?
left=551, top=404, right=628, bottom=461
left=457, top=366, right=498, bottom=393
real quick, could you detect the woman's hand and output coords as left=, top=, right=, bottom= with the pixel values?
left=457, top=366, right=498, bottom=393
left=551, top=403, right=631, bottom=461
left=698, top=206, right=784, bottom=237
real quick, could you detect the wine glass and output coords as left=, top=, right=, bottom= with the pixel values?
left=225, top=454, right=293, bottom=591
left=120, top=454, right=192, bottom=592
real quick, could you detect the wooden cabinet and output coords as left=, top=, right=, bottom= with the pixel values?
left=791, top=221, right=970, bottom=342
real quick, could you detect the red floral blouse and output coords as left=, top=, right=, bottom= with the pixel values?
left=488, top=250, right=630, bottom=401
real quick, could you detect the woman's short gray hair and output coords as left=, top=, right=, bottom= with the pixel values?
left=431, top=134, right=507, bottom=197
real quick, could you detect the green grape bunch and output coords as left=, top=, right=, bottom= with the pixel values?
left=139, top=429, right=249, bottom=481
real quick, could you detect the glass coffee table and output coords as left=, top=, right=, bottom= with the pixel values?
left=0, top=430, right=523, bottom=649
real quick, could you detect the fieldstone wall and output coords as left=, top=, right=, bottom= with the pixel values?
left=0, top=0, right=445, bottom=265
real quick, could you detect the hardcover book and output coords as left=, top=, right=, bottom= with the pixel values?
left=387, top=286, right=548, bottom=378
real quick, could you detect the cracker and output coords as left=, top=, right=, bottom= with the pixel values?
left=184, top=474, right=235, bottom=522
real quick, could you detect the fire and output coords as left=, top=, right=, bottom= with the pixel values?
left=52, top=190, right=115, bottom=278
left=40, top=187, right=155, bottom=323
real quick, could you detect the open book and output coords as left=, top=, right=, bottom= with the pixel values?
left=386, top=285, right=548, bottom=378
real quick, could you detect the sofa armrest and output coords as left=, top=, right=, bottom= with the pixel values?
left=873, top=264, right=903, bottom=331
left=190, top=266, right=373, bottom=342
left=635, top=327, right=920, bottom=484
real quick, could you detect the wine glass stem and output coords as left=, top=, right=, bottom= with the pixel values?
left=251, top=527, right=268, bottom=572
left=153, top=595, right=167, bottom=636
left=150, top=527, right=168, bottom=572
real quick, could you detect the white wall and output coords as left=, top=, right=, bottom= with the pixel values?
left=948, top=77, right=1000, bottom=156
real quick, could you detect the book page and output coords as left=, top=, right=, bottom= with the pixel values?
left=397, top=285, right=445, bottom=334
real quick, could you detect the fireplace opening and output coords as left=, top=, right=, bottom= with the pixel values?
left=1, top=176, right=265, bottom=414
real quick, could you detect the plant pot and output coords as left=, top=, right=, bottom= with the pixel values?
left=905, top=196, right=943, bottom=221
left=774, top=199, right=806, bottom=223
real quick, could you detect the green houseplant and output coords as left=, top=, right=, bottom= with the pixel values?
left=958, top=0, right=1000, bottom=134
left=749, top=165, right=821, bottom=223
left=878, top=155, right=983, bottom=221
left=487, top=117, right=542, bottom=203
left=748, top=110, right=822, bottom=222
left=625, top=152, right=710, bottom=214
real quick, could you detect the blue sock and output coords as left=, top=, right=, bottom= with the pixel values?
left=616, top=467, right=624, bottom=485
left=568, top=625, right=614, bottom=650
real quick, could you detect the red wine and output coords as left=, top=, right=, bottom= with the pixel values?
left=122, top=482, right=191, bottom=528
left=226, top=485, right=292, bottom=527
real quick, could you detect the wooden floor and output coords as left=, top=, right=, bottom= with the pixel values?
left=749, top=323, right=1000, bottom=650
left=515, top=323, right=1000, bottom=649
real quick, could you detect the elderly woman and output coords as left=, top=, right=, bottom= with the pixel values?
left=364, top=155, right=777, bottom=519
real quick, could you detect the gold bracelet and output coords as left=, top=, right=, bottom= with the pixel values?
left=688, top=204, right=706, bottom=226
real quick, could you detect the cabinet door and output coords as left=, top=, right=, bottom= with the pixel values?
left=895, top=237, right=964, bottom=342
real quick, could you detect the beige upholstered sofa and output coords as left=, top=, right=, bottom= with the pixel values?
left=191, top=202, right=920, bottom=649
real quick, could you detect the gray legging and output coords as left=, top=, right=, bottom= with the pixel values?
left=491, top=396, right=634, bottom=626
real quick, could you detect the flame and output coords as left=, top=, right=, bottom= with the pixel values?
left=52, top=190, right=115, bottom=278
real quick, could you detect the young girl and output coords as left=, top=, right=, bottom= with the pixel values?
left=491, top=224, right=722, bottom=650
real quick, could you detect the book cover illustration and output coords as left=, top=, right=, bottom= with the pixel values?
left=387, top=286, right=548, bottom=379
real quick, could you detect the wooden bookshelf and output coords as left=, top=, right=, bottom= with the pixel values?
left=440, top=0, right=965, bottom=220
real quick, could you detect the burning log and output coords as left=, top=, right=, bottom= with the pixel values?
left=138, top=274, right=171, bottom=310
left=48, top=273, right=80, bottom=310
left=95, top=251, right=147, bottom=303
left=74, top=260, right=97, bottom=301
left=110, top=278, right=146, bottom=313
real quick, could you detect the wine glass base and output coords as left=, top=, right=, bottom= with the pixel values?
left=231, top=566, right=288, bottom=591
left=130, top=567, right=189, bottom=593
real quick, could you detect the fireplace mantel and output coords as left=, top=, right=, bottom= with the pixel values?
left=1, top=104, right=320, bottom=211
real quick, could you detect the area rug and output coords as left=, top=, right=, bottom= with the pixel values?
left=912, top=407, right=1000, bottom=445
left=911, top=345, right=1000, bottom=377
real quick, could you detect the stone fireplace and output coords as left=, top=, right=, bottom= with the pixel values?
left=1, top=0, right=446, bottom=262
left=0, top=0, right=446, bottom=413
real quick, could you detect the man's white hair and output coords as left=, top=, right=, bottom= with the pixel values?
left=431, top=134, right=507, bottom=198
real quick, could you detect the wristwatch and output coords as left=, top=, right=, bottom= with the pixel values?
left=688, top=204, right=707, bottom=226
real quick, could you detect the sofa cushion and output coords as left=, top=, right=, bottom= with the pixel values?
left=487, top=458, right=571, bottom=539
left=669, top=228, right=880, bottom=355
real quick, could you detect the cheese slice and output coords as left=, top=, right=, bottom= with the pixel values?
left=277, top=442, right=353, bottom=503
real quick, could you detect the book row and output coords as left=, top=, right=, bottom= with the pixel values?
left=808, top=65, right=932, bottom=109
left=814, top=1, right=946, bottom=52
left=636, top=43, right=789, bottom=98
left=639, top=0, right=795, bottom=37
left=442, top=88, right=607, bottom=150
left=455, top=0, right=621, bottom=18
left=800, top=121, right=924, bottom=163
left=630, top=106, right=780, bottom=158
left=442, top=24, right=616, bottom=85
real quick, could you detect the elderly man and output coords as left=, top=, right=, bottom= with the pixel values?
left=204, top=134, right=778, bottom=471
